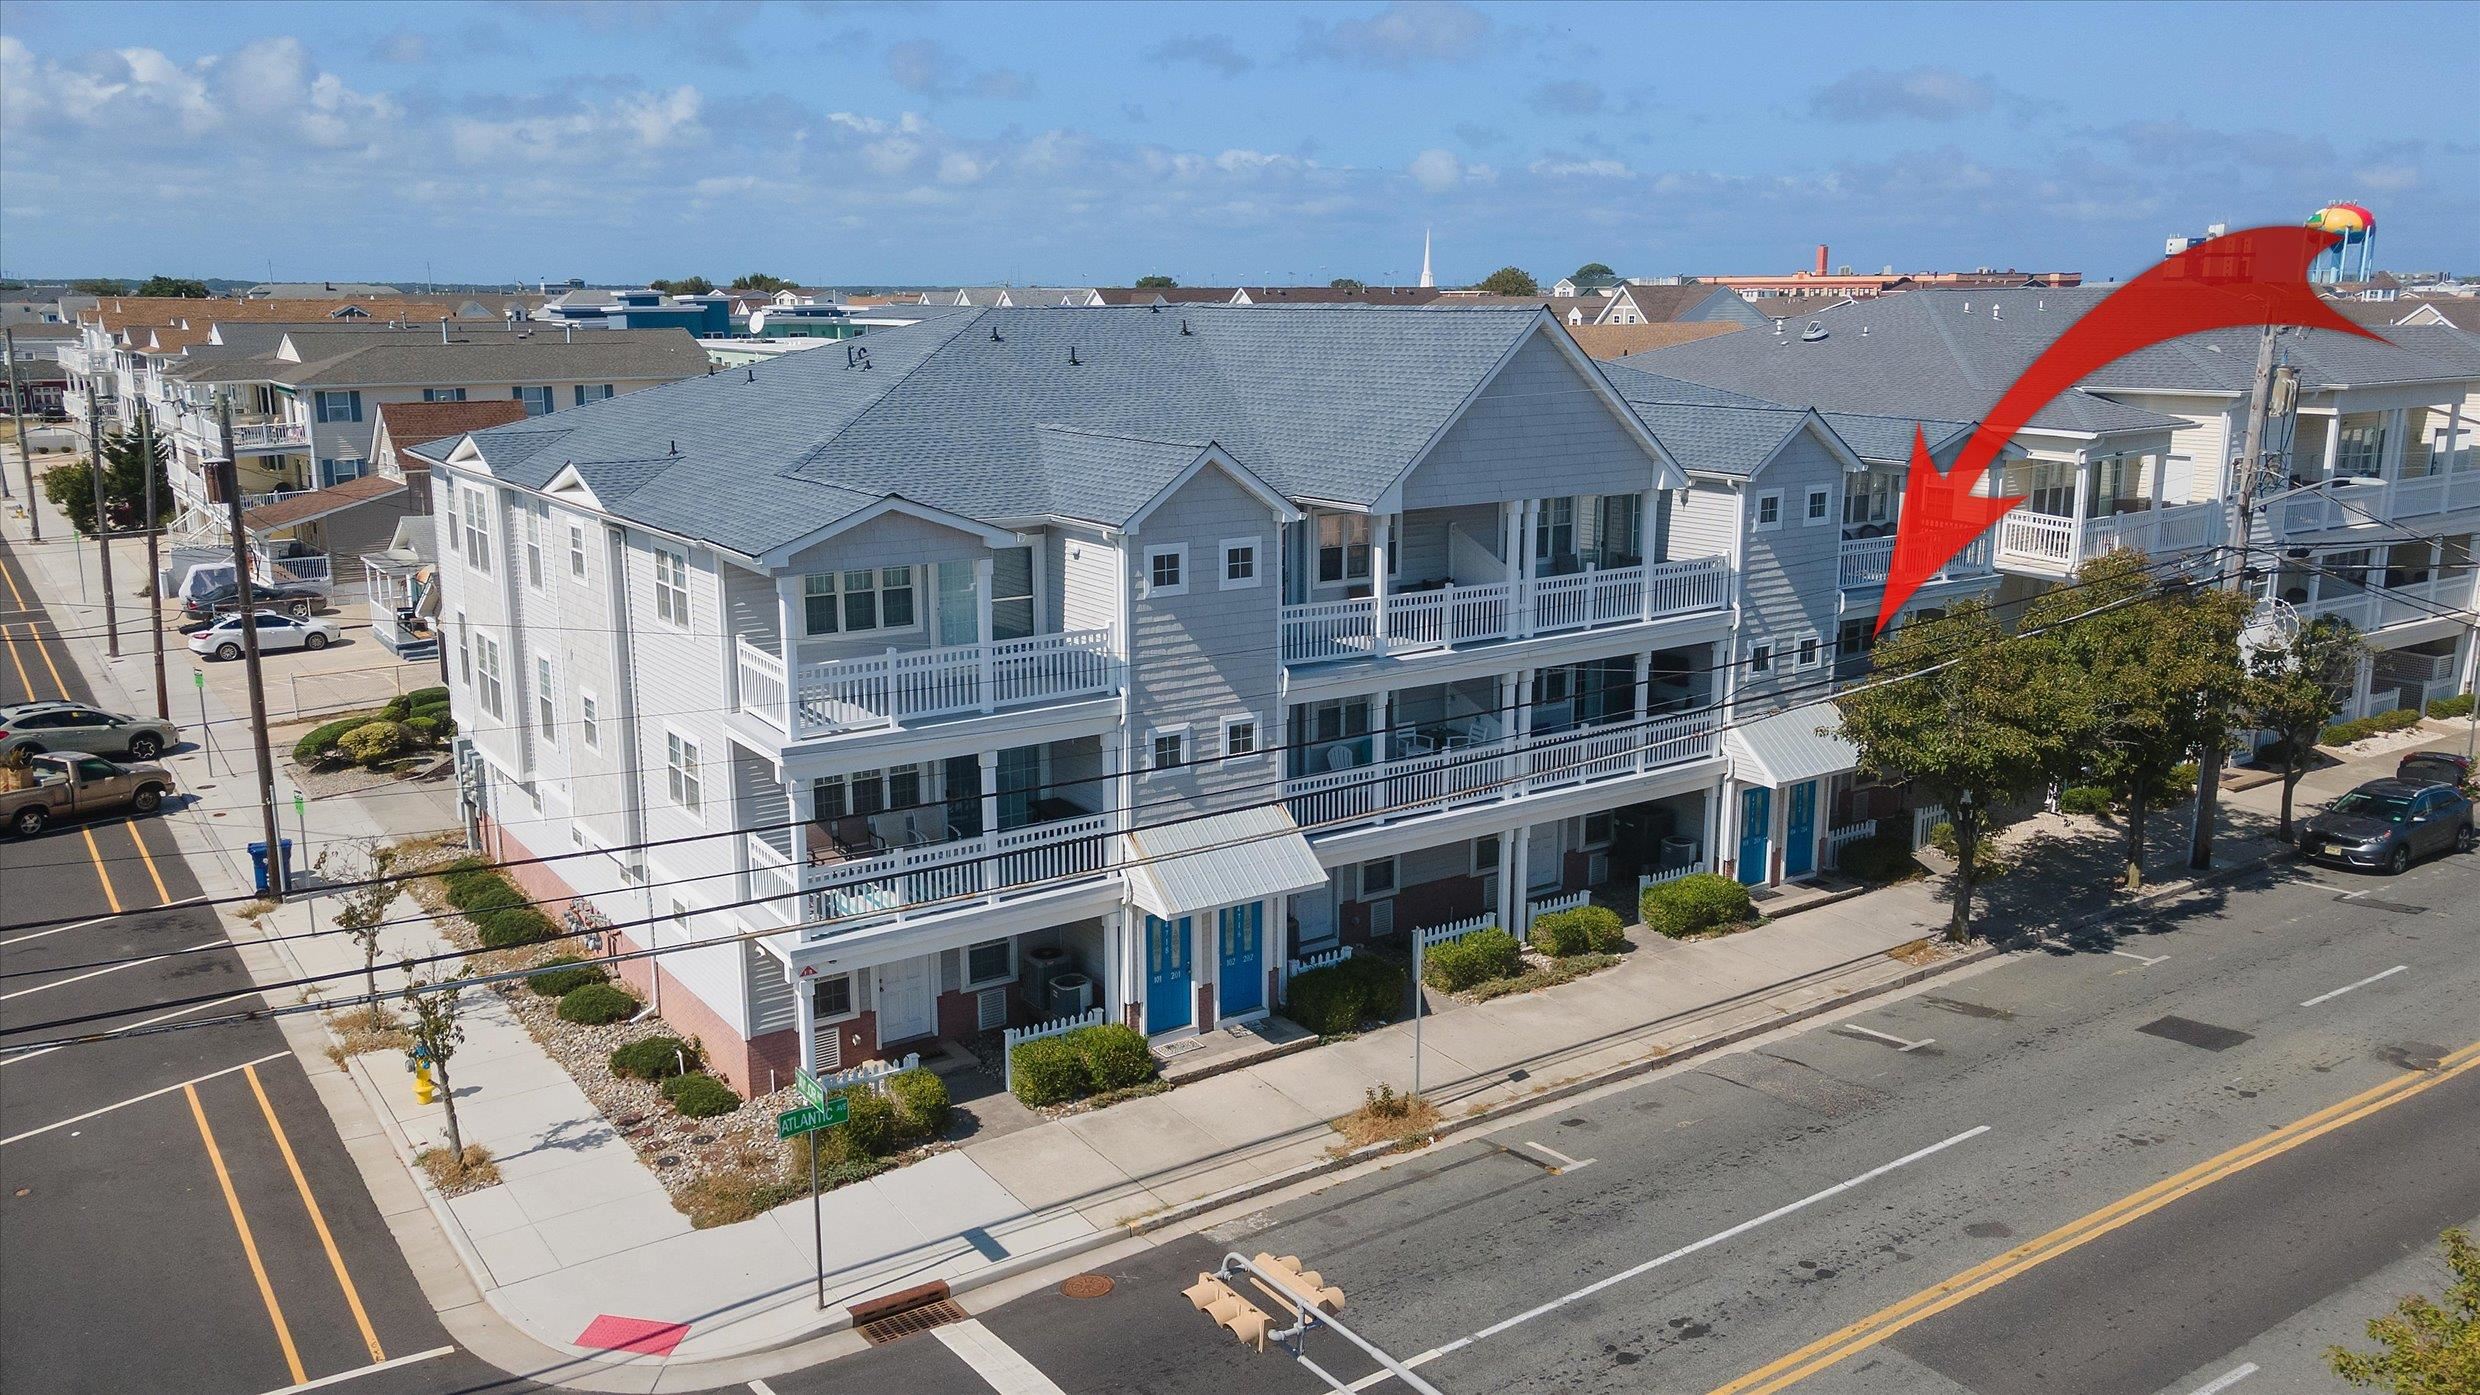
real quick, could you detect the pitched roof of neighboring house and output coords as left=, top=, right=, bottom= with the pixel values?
left=1235, top=286, right=1443, bottom=306
left=372, top=399, right=530, bottom=454
left=81, top=296, right=469, bottom=333
left=946, top=287, right=1102, bottom=307
left=247, top=282, right=403, bottom=297
left=241, top=473, right=406, bottom=532
left=163, top=328, right=708, bottom=389
left=2, top=322, right=79, bottom=342
left=424, top=306, right=1674, bottom=559
left=1093, top=287, right=1245, bottom=305
left=1599, top=283, right=1732, bottom=322
left=2083, top=319, right=2480, bottom=393
left=1569, top=321, right=1744, bottom=360
left=2388, top=299, right=2480, bottom=331
left=1748, top=296, right=1853, bottom=319
left=1608, top=365, right=1978, bottom=469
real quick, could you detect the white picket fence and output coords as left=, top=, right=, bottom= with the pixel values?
left=1824, top=820, right=1879, bottom=869
left=1911, top=803, right=1951, bottom=849
left=810, top=1051, right=921, bottom=1096
left=1638, top=859, right=1710, bottom=894
left=1525, top=890, right=1589, bottom=928
left=1286, top=944, right=1355, bottom=977
left=1001, top=1008, right=1103, bottom=1093
left=1417, top=914, right=1496, bottom=949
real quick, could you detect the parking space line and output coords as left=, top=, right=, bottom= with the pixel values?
left=1835, top=1024, right=1936, bottom=1052
left=0, top=897, right=206, bottom=948
left=0, top=939, right=221, bottom=1002
left=1, top=622, right=40, bottom=699
left=9, top=611, right=71, bottom=698
left=127, top=818, right=172, bottom=903
left=2185, top=1363, right=2258, bottom=1395
left=254, top=1346, right=454, bottom=1395
left=246, top=1064, right=386, bottom=1363
left=1, top=1051, right=290, bottom=1145
left=187, top=1081, right=308, bottom=1386
left=78, top=825, right=123, bottom=914
left=0, top=988, right=257, bottom=1068
left=931, top=1318, right=1070, bottom=1395
left=2300, top=964, right=2408, bottom=1008
left=1520, top=1140, right=1597, bottom=1173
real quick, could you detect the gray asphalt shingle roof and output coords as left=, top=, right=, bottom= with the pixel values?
left=1606, top=365, right=1977, bottom=473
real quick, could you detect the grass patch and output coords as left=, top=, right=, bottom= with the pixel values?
left=417, top=1144, right=499, bottom=1195
left=1330, top=1085, right=1440, bottom=1151
left=678, top=1169, right=804, bottom=1229
left=1464, top=952, right=1620, bottom=1002
left=323, top=1006, right=409, bottom=1068
left=1886, top=938, right=1942, bottom=967
left=1080, top=1079, right=1174, bottom=1111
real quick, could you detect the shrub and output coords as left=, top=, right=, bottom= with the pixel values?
left=529, top=956, right=606, bottom=997
left=1282, top=954, right=1407, bottom=1036
left=1468, top=952, right=1620, bottom=1002
left=784, top=1132, right=897, bottom=1186
left=1836, top=832, right=1922, bottom=884
left=609, top=1034, right=697, bottom=1079
left=2059, top=785, right=2114, bottom=817
left=2428, top=692, right=2474, bottom=719
left=1927, top=821, right=2006, bottom=876
left=474, top=905, right=557, bottom=949
left=2321, top=707, right=2425, bottom=746
left=887, top=1067, right=950, bottom=1139
left=556, top=982, right=640, bottom=1025
left=1641, top=872, right=1754, bottom=939
left=1531, top=906, right=1624, bottom=958
left=380, top=694, right=412, bottom=721
left=293, top=713, right=379, bottom=765
left=438, top=860, right=525, bottom=914
left=2163, top=762, right=2199, bottom=799
left=661, top=1072, right=741, bottom=1119
left=405, top=716, right=441, bottom=743
left=1009, top=1035, right=1089, bottom=1107
left=1423, top=927, right=1522, bottom=992
left=824, top=1085, right=901, bottom=1159
left=1066, top=1023, right=1156, bottom=1091
left=337, top=721, right=410, bottom=770
left=405, top=685, right=449, bottom=708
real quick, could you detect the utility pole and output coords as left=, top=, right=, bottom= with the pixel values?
left=217, top=393, right=287, bottom=898
left=138, top=402, right=169, bottom=718
left=2191, top=325, right=2284, bottom=870
left=89, top=389, right=119, bottom=656
left=4, top=327, right=39, bottom=536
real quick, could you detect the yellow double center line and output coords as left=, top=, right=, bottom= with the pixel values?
left=1706, top=1038, right=2480, bottom=1395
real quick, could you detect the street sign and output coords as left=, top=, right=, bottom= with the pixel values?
left=776, top=1097, right=848, bottom=1139
left=796, top=1067, right=824, bottom=1108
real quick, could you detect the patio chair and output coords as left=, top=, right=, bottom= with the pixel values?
left=826, top=814, right=888, bottom=859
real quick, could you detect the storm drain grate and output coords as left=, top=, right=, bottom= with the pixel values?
left=2137, top=1015, right=2253, bottom=1052
left=858, top=1298, right=968, bottom=1346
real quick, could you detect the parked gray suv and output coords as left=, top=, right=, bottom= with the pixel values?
left=0, top=702, right=181, bottom=761
left=2299, top=779, right=2476, bottom=875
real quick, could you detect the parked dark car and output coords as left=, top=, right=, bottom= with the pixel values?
left=180, top=581, right=324, bottom=627
left=2396, top=750, right=2473, bottom=793
left=2299, top=778, right=2475, bottom=874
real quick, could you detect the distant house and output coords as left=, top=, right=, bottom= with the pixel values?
left=1594, top=283, right=1770, bottom=329
left=937, top=287, right=1105, bottom=308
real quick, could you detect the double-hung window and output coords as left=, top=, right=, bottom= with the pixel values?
left=580, top=692, right=599, bottom=750
left=813, top=765, right=923, bottom=820
left=1534, top=497, right=1576, bottom=565
left=665, top=732, right=702, bottom=813
left=1221, top=537, right=1260, bottom=590
left=455, top=610, right=471, bottom=683
left=522, top=505, right=545, bottom=588
left=653, top=547, right=690, bottom=626
left=513, top=385, right=554, bottom=417
left=460, top=489, right=492, bottom=573
left=534, top=656, right=556, bottom=741
left=314, top=389, right=362, bottom=423
left=421, top=387, right=467, bottom=403
left=1314, top=512, right=1370, bottom=584
left=318, top=457, right=367, bottom=486
left=573, top=384, right=614, bottom=405
left=802, top=566, right=916, bottom=635
left=567, top=522, right=587, bottom=579
left=474, top=635, right=505, bottom=717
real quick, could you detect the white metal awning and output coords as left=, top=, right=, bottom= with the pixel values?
left=1125, top=804, right=1329, bottom=920
left=1725, top=701, right=1859, bottom=787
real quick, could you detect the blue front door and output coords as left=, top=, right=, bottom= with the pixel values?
left=1217, top=903, right=1265, bottom=1018
left=1145, top=915, right=1193, bottom=1035
left=1737, top=787, right=1773, bottom=885
left=1783, top=781, right=1817, bottom=878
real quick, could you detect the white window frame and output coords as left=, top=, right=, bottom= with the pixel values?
left=1148, top=724, right=1190, bottom=771
left=664, top=730, right=703, bottom=815
left=454, top=609, right=471, bottom=684
left=1753, top=490, right=1783, bottom=533
left=474, top=633, right=505, bottom=718
left=810, top=971, right=857, bottom=1023
left=534, top=654, right=557, bottom=743
left=1471, top=834, right=1501, bottom=876
left=522, top=503, right=545, bottom=589
left=1804, top=487, right=1831, bottom=525
left=1794, top=632, right=1823, bottom=670
left=573, top=383, right=614, bottom=406
left=1748, top=640, right=1774, bottom=675
left=567, top=522, right=587, bottom=579
left=653, top=546, right=690, bottom=628
left=1359, top=857, right=1398, bottom=898
left=461, top=488, right=492, bottom=573
left=1143, top=543, right=1189, bottom=598
left=580, top=690, right=600, bottom=750
left=801, top=566, right=919, bottom=637
left=962, top=937, right=1016, bottom=991
left=1219, top=714, right=1260, bottom=763
left=422, top=387, right=467, bottom=403
left=513, top=384, right=554, bottom=417
left=1219, top=536, right=1262, bottom=591
left=1314, top=511, right=1372, bottom=585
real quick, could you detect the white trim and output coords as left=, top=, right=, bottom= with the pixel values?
left=662, top=726, right=704, bottom=817
left=961, top=936, right=1017, bottom=991
left=1141, top=542, right=1190, bottom=598
left=1119, top=443, right=1302, bottom=530
left=1359, top=855, right=1398, bottom=899
left=1793, top=631, right=1824, bottom=670
left=578, top=689, right=600, bottom=750
left=1146, top=723, right=1192, bottom=770
left=755, top=495, right=1023, bottom=567
left=1747, top=638, right=1775, bottom=675
left=1804, top=486, right=1832, bottom=525
left=799, top=563, right=922, bottom=638
left=802, top=968, right=859, bottom=1024
left=542, top=461, right=604, bottom=510
left=1471, top=832, right=1501, bottom=877
left=1219, top=713, right=1262, bottom=764
left=1218, top=535, right=1263, bottom=591
left=566, top=519, right=588, bottom=579
left=1752, top=489, right=1784, bottom=533
left=651, top=543, right=691, bottom=628
left=532, top=651, right=558, bottom=746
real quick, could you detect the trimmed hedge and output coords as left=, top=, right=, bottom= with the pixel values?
left=474, top=905, right=558, bottom=949
left=2321, top=707, right=2424, bottom=747
left=1066, top=1023, right=1155, bottom=1092
left=1009, top=1036, right=1088, bottom=1107
left=1423, top=927, right=1522, bottom=992
left=1531, top=905, right=1625, bottom=958
left=293, top=713, right=381, bottom=766
left=2427, top=693, right=2474, bottom=719
left=556, top=982, right=640, bottom=1025
left=888, top=1067, right=950, bottom=1138
left=610, top=1034, right=697, bottom=1080
left=1640, top=872, right=1754, bottom=939
left=338, top=721, right=409, bottom=769
left=829, top=1085, right=901, bottom=1159
left=1836, top=832, right=1922, bottom=884
left=405, top=685, right=448, bottom=708
left=529, top=956, right=606, bottom=997
left=661, top=1072, right=741, bottom=1119
left=405, top=716, right=442, bottom=742
left=1282, top=954, right=1407, bottom=1037
left=2059, top=785, right=2113, bottom=817
left=438, top=860, right=526, bottom=914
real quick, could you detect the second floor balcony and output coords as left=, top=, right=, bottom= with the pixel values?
left=1992, top=499, right=2225, bottom=575
left=1838, top=532, right=1994, bottom=589
left=2260, top=469, right=2480, bottom=537
left=1285, top=708, right=1720, bottom=837
left=771, top=807, right=1115, bottom=939
left=736, top=627, right=1121, bottom=741
left=173, top=405, right=308, bottom=455
left=1281, top=555, right=1730, bottom=666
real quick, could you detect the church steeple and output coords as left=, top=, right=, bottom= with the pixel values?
left=1419, top=227, right=1434, bottom=289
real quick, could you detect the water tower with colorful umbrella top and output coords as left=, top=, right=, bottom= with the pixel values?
left=2305, top=202, right=2376, bottom=284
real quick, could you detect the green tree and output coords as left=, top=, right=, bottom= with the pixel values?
left=133, top=275, right=209, bottom=298
left=1134, top=274, right=1178, bottom=289
left=2027, top=551, right=2251, bottom=888
left=1569, top=261, right=1617, bottom=287
left=2327, top=1228, right=2479, bottom=1393
left=1473, top=266, right=1539, bottom=296
left=70, top=278, right=128, bottom=296
left=727, top=272, right=792, bottom=292
left=1835, top=600, right=2071, bottom=942
left=2245, top=614, right=2365, bottom=841
left=42, top=426, right=170, bottom=537
left=650, top=275, right=714, bottom=295
left=1329, top=277, right=1366, bottom=291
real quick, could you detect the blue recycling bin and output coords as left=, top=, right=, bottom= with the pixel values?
left=247, top=838, right=295, bottom=894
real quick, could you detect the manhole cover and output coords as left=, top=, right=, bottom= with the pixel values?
left=1059, top=1274, right=1115, bottom=1299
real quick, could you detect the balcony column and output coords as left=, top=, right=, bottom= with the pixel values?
left=1517, top=499, right=1539, bottom=637
left=1494, top=827, right=1517, bottom=931
left=977, top=748, right=1000, bottom=839
left=2381, top=408, right=2408, bottom=483
left=1639, top=487, right=1661, bottom=620
left=1369, top=514, right=1391, bottom=656
left=2069, top=456, right=2092, bottom=560
left=1632, top=652, right=1653, bottom=773
left=2320, top=411, right=2343, bottom=481
left=974, top=556, right=996, bottom=712
left=794, top=972, right=817, bottom=1074
left=774, top=574, right=802, bottom=732
left=1509, top=825, right=1533, bottom=931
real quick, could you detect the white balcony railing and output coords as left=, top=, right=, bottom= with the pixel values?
left=738, top=627, right=1119, bottom=739
left=2262, top=471, right=2480, bottom=536
left=797, top=812, right=1112, bottom=938
left=1283, top=709, right=1719, bottom=833
left=1838, top=533, right=1994, bottom=589
left=1994, top=501, right=2225, bottom=573
left=1280, top=555, right=1729, bottom=666
left=2276, top=572, right=2479, bottom=635
left=175, top=410, right=307, bottom=453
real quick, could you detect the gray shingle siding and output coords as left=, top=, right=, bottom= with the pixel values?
left=1126, top=466, right=1284, bottom=822
left=1733, top=432, right=1847, bottom=706
left=1401, top=336, right=1663, bottom=511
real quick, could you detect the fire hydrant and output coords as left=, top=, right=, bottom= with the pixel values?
left=409, top=1048, right=436, bottom=1105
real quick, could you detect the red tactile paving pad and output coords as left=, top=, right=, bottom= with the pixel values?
left=575, top=1314, right=691, bottom=1356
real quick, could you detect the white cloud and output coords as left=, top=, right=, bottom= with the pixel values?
left=937, top=151, right=987, bottom=184
left=1409, top=147, right=1463, bottom=191
left=1529, top=157, right=1632, bottom=178
left=450, top=86, right=704, bottom=165
left=1809, top=66, right=1998, bottom=122
left=1296, top=2, right=1494, bottom=70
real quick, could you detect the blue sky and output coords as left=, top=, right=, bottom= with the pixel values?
left=3, top=0, right=2474, bottom=287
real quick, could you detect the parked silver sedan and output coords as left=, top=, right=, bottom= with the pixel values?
left=185, top=610, right=342, bottom=661
left=0, top=701, right=181, bottom=761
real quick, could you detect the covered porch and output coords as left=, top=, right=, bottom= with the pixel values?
left=1990, top=450, right=2223, bottom=575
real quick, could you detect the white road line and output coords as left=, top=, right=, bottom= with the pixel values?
left=0, top=895, right=210, bottom=947
left=2300, top=964, right=2409, bottom=1008
left=932, top=1318, right=1069, bottom=1395
left=2110, top=949, right=2170, bottom=965
left=0, top=990, right=260, bottom=1068
left=1348, top=1126, right=1991, bottom=1389
left=1521, top=1141, right=1596, bottom=1173
left=2185, top=1362, right=2259, bottom=1395
left=1836, top=1024, right=1937, bottom=1052
left=2336, top=887, right=2374, bottom=901
left=253, top=1346, right=456, bottom=1394
left=0, top=1051, right=290, bottom=1146
left=0, top=939, right=224, bottom=1001
left=747, top=1382, right=779, bottom=1395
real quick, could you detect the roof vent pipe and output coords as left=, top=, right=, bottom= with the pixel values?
left=746, top=368, right=756, bottom=383
left=1992, top=304, right=2003, bottom=322
left=1181, top=319, right=1192, bottom=336
left=1069, top=346, right=1081, bottom=366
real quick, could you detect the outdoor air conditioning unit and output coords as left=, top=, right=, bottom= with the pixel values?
left=1661, top=835, right=1701, bottom=868
left=1048, top=973, right=1094, bottom=1018
left=1024, top=945, right=1069, bottom=1002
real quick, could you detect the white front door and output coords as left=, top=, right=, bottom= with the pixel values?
left=877, top=956, right=936, bottom=1045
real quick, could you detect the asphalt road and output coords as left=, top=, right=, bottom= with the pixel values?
left=764, top=834, right=2480, bottom=1395
left=0, top=537, right=538, bottom=1395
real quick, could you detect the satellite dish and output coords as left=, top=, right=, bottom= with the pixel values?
left=2240, top=596, right=2300, bottom=657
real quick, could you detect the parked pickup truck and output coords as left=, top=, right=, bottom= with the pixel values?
left=1, top=753, right=174, bottom=836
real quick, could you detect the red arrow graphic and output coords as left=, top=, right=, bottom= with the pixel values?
left=1877, top=225, right=2382, bottom=631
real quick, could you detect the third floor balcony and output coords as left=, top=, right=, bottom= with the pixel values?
left=735, top=628, right=1121, bottom=742
left=1281, top=555, right=1730, bottom=666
